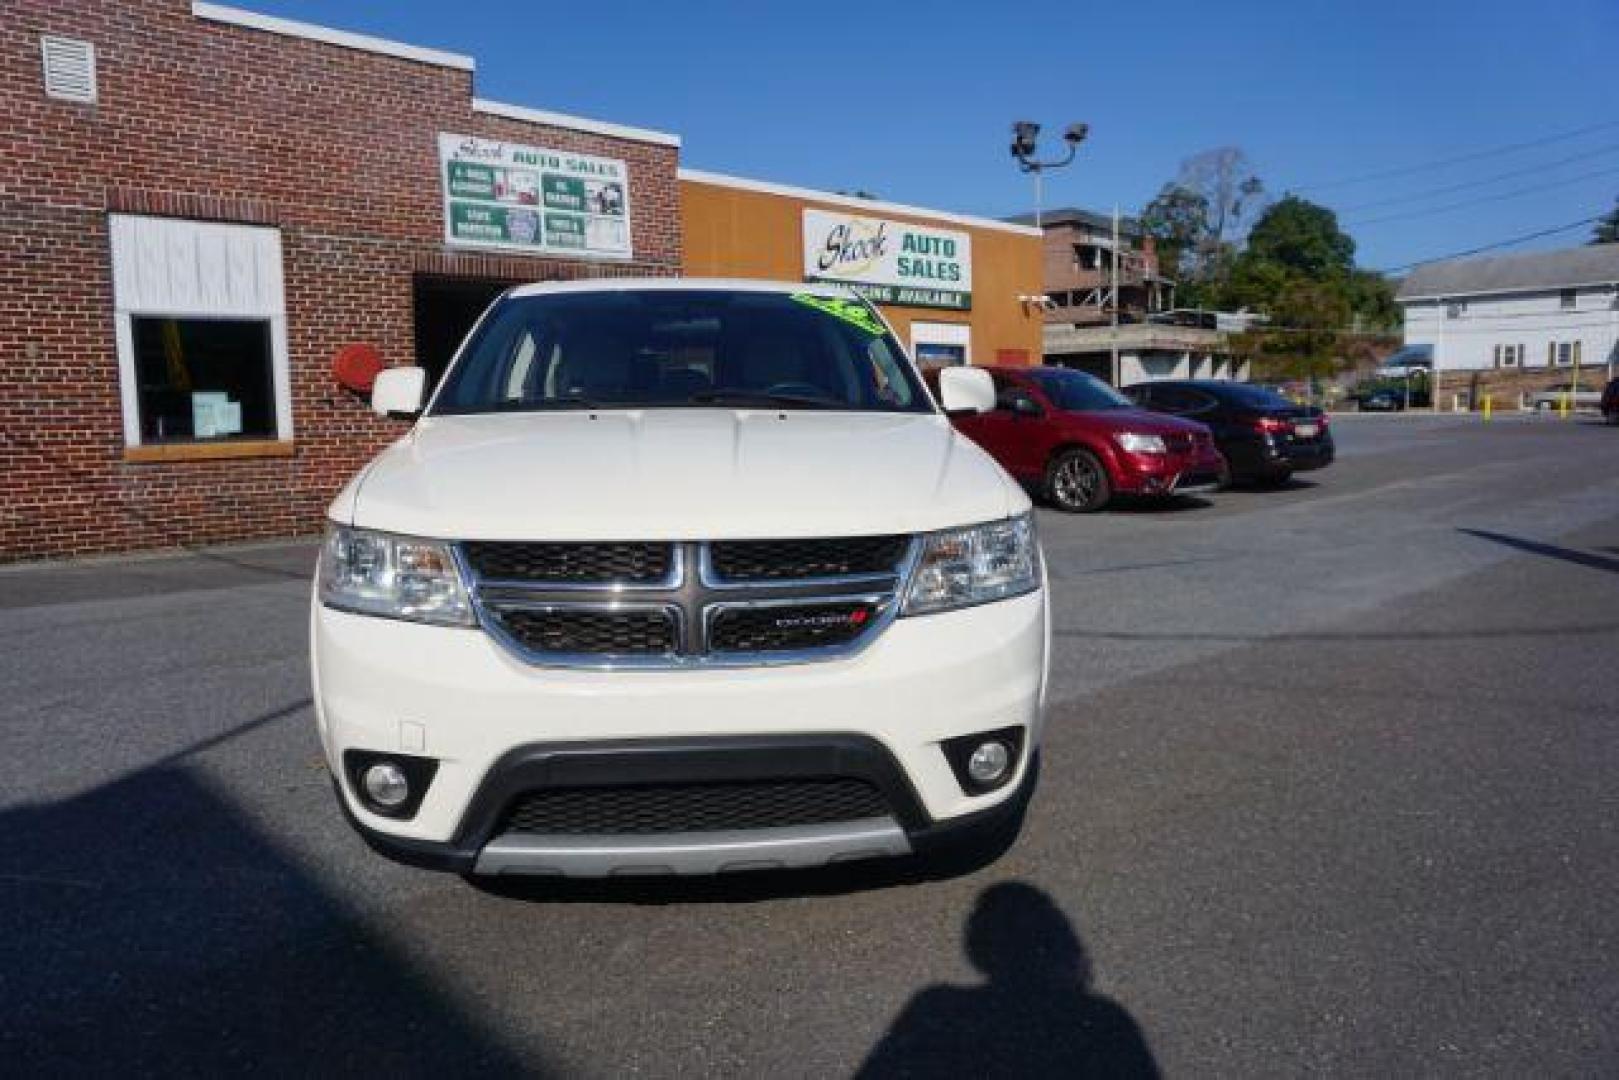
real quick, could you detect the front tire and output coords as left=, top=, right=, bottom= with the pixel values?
left=1045, top=448, right=1111, bottom=512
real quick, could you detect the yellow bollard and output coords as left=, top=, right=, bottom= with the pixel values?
left=1560, top=392, right=1570, bottom=419
left=1483, top=395, right=1492, bottom=421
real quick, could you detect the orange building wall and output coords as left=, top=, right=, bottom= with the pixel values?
left=681, top=179, right=1043, bottom=366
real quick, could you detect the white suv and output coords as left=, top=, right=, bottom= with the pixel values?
left=312, top=279, right=1048, bottom=878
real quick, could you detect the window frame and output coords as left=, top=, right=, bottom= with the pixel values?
left=125, top=314, right=281, bottom=444
left=109, top=215, right=294, bottom=453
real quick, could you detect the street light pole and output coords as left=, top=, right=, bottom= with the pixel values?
left=1011, top=120, right=1089, bottom=233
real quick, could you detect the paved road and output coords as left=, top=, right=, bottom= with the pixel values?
left=3, top=414, right=1617, bottom=1076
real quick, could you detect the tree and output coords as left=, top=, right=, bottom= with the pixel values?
left=1139, top=183, right=1209, bottom=282
left=1232, top=276, right=1352, bottom=386
left=1593, top=197, right=1619, bottom=244
left=1178, top=147, right=1265, bottom=273
left=1138, top=147, right=1264, bottom=284
left=1244, top=196, right=1355, bottom=279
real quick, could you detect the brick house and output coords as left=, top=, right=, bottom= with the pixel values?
left=1, top=1, right=682, bottom=562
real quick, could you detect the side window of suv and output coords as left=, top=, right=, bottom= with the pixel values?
left=1156, top=387, right=1214, bottom=415
left=994, top=378, right=1041, bottom=415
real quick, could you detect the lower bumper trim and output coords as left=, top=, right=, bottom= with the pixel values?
left=472, top=816, right=911, bottom=877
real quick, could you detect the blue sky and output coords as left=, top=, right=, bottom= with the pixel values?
left=247, top=0, right=1617, bottom=271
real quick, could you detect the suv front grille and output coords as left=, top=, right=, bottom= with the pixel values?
left=491, top=607, right=677, bottom=656
left=461, top=537, right=914, bottom=668
left=709, top=602, right=877, bottom=653
left=499, top=777, right=891, bottom=835
left=708, top=535, right=909, bottom=581
left=461, top=541, right=672, bottom=584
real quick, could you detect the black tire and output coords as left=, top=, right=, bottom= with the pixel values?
left=1045, top=448, right=1111, bottom=512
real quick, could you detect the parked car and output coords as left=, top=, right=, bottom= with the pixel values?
left=1354, top=381, right=1429, bottom=410
left=1530, top=383, right=1603, bottom=411
left=1357, top=389, right=1406, bottom=412
left=313, top=280, right=1047, bottom=880
left=1123, top=380, right=1335, bottom=486
left=1602, top=376, right=1619, bottom=424
left=925, top=365, right=1227, bottom=512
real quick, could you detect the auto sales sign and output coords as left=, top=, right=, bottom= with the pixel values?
left=801, top=208, right=971, bottom=310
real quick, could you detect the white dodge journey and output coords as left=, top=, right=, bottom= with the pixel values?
left=311, top=279, right=1048, bottom=878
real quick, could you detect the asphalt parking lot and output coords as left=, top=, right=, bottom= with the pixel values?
left=3, top=412, right=1617, bottom=1076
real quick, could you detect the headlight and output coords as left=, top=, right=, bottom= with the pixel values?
left=319, top=525, right=473, bottom=626
left=1115, top=432, right=1166, bottom=454
left=901, top=514, right=1040, bottom=616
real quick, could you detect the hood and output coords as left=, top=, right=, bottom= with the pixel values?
left=1059, top=407, right=1209, bottom=436
left=341, top=409, right=1024, bottom=540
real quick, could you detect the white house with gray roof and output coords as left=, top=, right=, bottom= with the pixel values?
left=1396, top=246, right=1619, bottom=376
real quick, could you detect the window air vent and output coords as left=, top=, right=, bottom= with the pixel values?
left=41, top=36, right=97, bottom=103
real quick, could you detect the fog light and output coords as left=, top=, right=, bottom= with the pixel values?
left=967, top=740, right=1011, bottom=785
left=363, top=762, right=409, bottom=808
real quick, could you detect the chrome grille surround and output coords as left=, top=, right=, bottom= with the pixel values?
left=457, top=538, right=919, bottom=670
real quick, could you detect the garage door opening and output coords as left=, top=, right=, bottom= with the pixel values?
left=412, top=276, right=514, bottom=391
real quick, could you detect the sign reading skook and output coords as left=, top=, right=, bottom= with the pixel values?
left=801, top=208, right=971, bottom=310
left=439, top=133, right=632, bottom=259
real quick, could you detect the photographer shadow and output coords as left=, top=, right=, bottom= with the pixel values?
left=858, top=882, right=1159, bottom=1079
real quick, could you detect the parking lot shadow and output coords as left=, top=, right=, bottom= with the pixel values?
left=856, top=882, right=1159, bottom=1079
left=0, top=758, right=541, bottom=1072
left=1460, top=528, right=1619, bottom=576
left=1106, top=494, right=1215, bottom=514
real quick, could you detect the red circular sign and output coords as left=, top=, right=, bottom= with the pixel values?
left=332, top=343, right=385, bottom=393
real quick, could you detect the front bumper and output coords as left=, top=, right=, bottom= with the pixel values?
left=312, top=587, right=1047, bottom=873
left=1112, top=447, right=1228, bottom=496
left=337, top=733, right=1038, bottom=875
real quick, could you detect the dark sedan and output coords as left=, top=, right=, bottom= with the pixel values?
left=1123, top=380, right=1334, bottom=486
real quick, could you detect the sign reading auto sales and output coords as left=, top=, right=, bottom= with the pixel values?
left=439, top=133, right=632, bottom=259
left=801, top=208, right=971, bottom=310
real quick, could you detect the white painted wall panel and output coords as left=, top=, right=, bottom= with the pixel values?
left=109, top=214, right=284, bottom=317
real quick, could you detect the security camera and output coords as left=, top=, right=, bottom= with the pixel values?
left=1063, top=123, right=1090, bottom=145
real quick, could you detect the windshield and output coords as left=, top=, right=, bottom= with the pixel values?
left=431, top=289, right=931, bottom=415
left=1027, top=368, right=1134, bottom=412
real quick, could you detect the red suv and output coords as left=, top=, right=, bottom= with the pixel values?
left=927, top=365, right=1227, bottom=512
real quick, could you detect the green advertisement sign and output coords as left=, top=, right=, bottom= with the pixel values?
left=439, top=133, right=632, bottom=259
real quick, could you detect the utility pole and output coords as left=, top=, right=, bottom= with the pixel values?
left=1110, top=204, right=1120, bottom=387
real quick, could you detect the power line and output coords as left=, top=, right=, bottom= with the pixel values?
left=1336, top=142, right=1619, bottom=213
left=1349, top=165, right=1619, bottom=227
left=1294, top=119, right=1619, bottom=192
left=1377, top=215, right=1602, bottom=273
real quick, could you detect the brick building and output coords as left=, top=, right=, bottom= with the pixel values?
left=2, top=2, right=1049, bottom=564
left=2, top=1, right=682, bottom=562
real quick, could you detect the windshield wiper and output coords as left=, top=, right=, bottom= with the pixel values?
left=686, top=390, right=836, bottom=409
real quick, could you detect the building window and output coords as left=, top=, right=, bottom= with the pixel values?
left=130, top=318, right=277, bottom=442
left=1446, top=301, right=1467, bottom=319
left=1494, top=344, right=1521, bottom=368
left=110, top=214, right=291, bottom=450
left=1560, top=288, right=1577, bottom=310
left=910, top=321, right=972, bottom=366
left=1556, top=342, right=1573, bottom=366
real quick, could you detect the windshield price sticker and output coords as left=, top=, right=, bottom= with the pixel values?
left=790, top=293, right=889, bottom=336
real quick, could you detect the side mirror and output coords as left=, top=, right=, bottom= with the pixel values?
left=371, top=366, right=427, bottom=418
left=938, top=366, right=995, bottom=415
